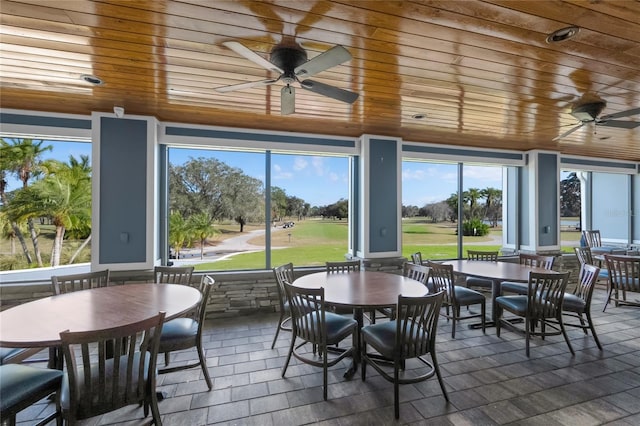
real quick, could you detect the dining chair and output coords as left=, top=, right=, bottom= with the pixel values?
left=574, top=246, right=608, bottom=285
left=0, top=363, right=63, bottom=426
left=58, top=311, right=166, bottom=425
left=51, top=269, right=110, bottom=295
left=153, top=265, right=194, bottom=285
left=158, top=275, right=215, bottom=390
left=562, top=263, right=602, bottom=350
left=326, top=260, right=361, bottom=316
left=500, top=253, right=555, bottom=295
left=361, top=291, right=448, bottom=419
left=281, top=282, right=357, bottom=400
left=496, top=271, right=572, bottom=357
left=426, top=261, right=486, bottom=338
left=411, top=252, right=424, bottom=265
left=376, top=263, right=432, bottom=322
left=603, top=254, right=640, bottom=312
left=271, top=263, right=294, bottom=349
left=465, top=250, right=499, bottom=291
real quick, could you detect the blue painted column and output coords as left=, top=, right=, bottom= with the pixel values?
left=356, top=135, right=402, bottom=259
left=91, top=112, right=159, bottom=270
left=506, top=151, right=560, bottom=253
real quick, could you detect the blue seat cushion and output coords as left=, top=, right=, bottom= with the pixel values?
left=454, top=286, right=485, bottom=305
left=0, top=364, right=62, bottom=414
left=362, top=320, right=426, bottom=359
left=466, top=277, right=492, bottom=289
left=299, top=312, right=356, bottom=344
left=501, top=281, right=528, bottom=295
left=159, top=318, right=198, bottom=350
left=495, top=295, right=528, bottom=316
left=562, top=293, right=585, bottom=313
left=0, top=347, right=28, bottom=365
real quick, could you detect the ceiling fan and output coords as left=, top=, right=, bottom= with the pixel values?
left=553, top=100, right=640, bottom=141
left=215, top=39, right=358, bottom=115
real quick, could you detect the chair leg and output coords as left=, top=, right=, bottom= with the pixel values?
left=149, top=387, right=162, bottom=426
left=558, top=315, right=575, bottom=355
left=603, top=287, right=614, bottom=312
left=481, top=301, right=486, bottom=334
left=271, top=312, right=286, bottom=349
left=525, top=317, right=530, bottom=357
left=164, top=352, right=170, bottom=367
left=586, top=311, right=602, bottom=350
left=432, top=352, right=449, bottom=401
left=322, top=345, right=328, bottom=401
left=578, top=314, right=588, bottom=335
left=281, top=334, right=295, bottom=377
left=394, top=364, right=400, bottom=419
left=451, top=309, right=456, bottom=339
left=197, top=342, right=213, bottom=390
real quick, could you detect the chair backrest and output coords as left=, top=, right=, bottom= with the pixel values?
left=519, top=253, right=555, bottom=270
left=59, top=311, right=165, bottom=421
left=395, top=291, right=444, bottom=358
left=605, top=254, right=640, bottom=291
left=573, top=264, right=600, bottom=306
left=402, top=262, right=431, bottom=287
left=154, top=265, right=194, bottom=284
left=425, top=261, right=455, bottom=305
left=582, top=230, right=602, bottom=248
left=273, top=263, right=294, bottom=310
left=51, top=269, right=110, bottom=295
left=411, top=252, right=424, bottom=265
left=526, top=271, right=570, bottom=318
left=194, top=275, right=215, bottom=333
left=467, top=250, right=498, bottom=262
left=284, top=282, right=325, bottom=345
left=326, top=260, right=361, bottom=273
left=574, top=246, right=594, bottom=266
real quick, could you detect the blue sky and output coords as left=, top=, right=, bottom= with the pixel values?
left=5, top=141, right=535, bottom=208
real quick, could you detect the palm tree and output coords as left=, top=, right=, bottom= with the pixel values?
left=0, top=139, right=33, bottom=263
left=187, top=212, right=217, bottom=259
left=169, top=211, right=192, bottom=259
left=481, top=187, right=502, bottom=227
left=1, top=138, right=53, bottom=266
left=6, top=156, right=91, bottom=266
left=464, top=188, right=482, bottom=219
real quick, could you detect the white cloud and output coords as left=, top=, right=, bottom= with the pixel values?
left=312, top=156, right=325, bottom=175
left=293, top=157, right=308, bottom=171
left=329, top=172, right=339, bottom=182
left=272, top=163, right=293, bottom=179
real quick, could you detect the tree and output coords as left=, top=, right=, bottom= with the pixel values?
left=1, top=138, right=53, bottom=267
left=445, top=193, right=459, bottom=222
left=560, top=172, right=581, bottom=218
left=464, top=188, right=482, bottom=219
left=187, top=212, right=217, bottom=259
left=169, top=211, right=192, bottom=258
left=402, top=205, right=419, bottom=218
left=422, top=201, right=452, bottom=222
left=270, top=186, right=287, bottom=221
left=6, top=156, right=91, bottom=266
left=481, top=187, right=502, bottom=227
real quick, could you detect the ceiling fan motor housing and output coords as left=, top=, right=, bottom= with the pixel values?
left=271, top=44, right=308, bottom=84
left=571, top=101, right=607, bottom=122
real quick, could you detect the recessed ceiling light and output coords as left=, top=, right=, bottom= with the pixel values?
left=80, top=74, right=104, bottom=85
left=546, top=26, right=580, bottom=43
left=412, top=113, right=427, bottom=120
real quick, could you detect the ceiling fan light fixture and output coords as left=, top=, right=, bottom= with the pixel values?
left=80, top=74, right=104, bottom=85
left=546, top=26, right=580, bottom=43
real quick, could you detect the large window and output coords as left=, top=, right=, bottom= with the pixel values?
left=167, top=148, right=349, bottom=270
left=0, top=138, right=92, bottom=270
left=401, top=161, right=503, bottom=260
left=560, top=170, right=582, bottom=253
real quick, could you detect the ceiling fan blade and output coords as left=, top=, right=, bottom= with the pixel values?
left=281, top=85, right=295, bottom=115
left=222, top=41, right=283, bottom=73
left=600, top=107, right=640, bottom=120
left=300, top=79, right=359, bottom=104
left=294, top=45, right=352, bottom=78
left=215, top=78, right=278, bottom=93
left=597, top=119, right=640, bottom=129
left=552, top=123, right=585, bottom=141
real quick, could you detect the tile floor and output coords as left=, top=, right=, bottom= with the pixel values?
left=18, top=287, right=640, bottom=425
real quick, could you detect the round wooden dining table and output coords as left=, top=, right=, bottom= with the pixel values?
left=293, top=270, right=428, bottom=378
left=0, top=283, right=201, bottom=348
left=442, top=259, right=558, bottom=324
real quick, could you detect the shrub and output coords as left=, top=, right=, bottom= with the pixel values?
left=462, top=219, right=490, bottom=236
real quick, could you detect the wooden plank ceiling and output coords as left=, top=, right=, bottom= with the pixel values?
left=0, top=0, right=639, bottom=161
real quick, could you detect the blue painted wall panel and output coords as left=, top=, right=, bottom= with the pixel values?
left=99, top=118, right=147, bottom=263
left=369, top=139, right=397, bottom=252
left=538, top=153, right=558, bottom=246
